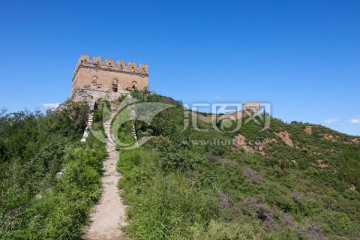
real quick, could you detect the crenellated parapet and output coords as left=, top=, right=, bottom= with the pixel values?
left=72, top=54, right=149, bottom=81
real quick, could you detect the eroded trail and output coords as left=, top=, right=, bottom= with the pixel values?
left=83, top=113, right=128, bottom=240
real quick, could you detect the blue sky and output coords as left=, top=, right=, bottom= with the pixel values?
left=0, top=0, right=359, bottom=135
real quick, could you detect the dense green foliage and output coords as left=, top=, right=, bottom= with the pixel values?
left=0, top=101, right=107, bottom=239
left=1, top=92, right=359, bottom=239
left=118, top=91, right=360, bottom=239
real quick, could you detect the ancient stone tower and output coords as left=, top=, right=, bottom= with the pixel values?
left=71, top=54, right=148, bottom=101
left=242, top=102, right=260, bottom=114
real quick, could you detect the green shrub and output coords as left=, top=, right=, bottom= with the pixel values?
left=0, top=101, right=106, bottom=239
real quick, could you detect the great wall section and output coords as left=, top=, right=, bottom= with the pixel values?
left=72, top=55, right=149, bottom=239
left=72, top=55, right=262, bottom=239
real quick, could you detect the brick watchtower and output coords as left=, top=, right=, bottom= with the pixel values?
left=71, top=54, right=149, bottom=101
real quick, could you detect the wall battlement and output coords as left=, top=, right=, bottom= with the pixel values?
left=242, top=102, right=260, bottom=113
left=73, top=54, right=149, bottom=81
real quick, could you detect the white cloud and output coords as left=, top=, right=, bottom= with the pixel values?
left=324, top=119, right=339, bottom=124
left=350, top=116, right=360, bottom=124
left=214, top=95, right=221, bottom=100
left=43, top=103, right=59, bottom=110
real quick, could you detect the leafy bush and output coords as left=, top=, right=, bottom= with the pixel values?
left=0, top=100, right=106, bottom=239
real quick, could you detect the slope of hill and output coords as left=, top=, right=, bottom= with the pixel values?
left=1, top=92, right=359, bottom=240
left=0, top=101, right=107, bottom=239
left=116, top=90, right=360, bottom=239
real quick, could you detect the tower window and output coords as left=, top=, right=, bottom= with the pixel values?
left=92, top=76, right=98, bottom=84
left=112, top=78, right=118, bottom=92
left=132, top=81, right=137, bottom=89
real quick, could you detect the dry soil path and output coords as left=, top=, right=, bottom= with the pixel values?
left=83, top=113, right=128, bottom=240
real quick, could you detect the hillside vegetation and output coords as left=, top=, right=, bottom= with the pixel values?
left=117, top=90, right=360, bottom=239
left=0, top=101, right=107, bottom=239
left=1, top=92, right=359, bottom=240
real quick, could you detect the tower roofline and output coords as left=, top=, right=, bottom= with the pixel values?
left=72, top=54, right=149, bottom=81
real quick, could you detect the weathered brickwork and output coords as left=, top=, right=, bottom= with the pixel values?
left=71, top=55, right=148, bottom=101
left=242, top=102, right=260, bottom=113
